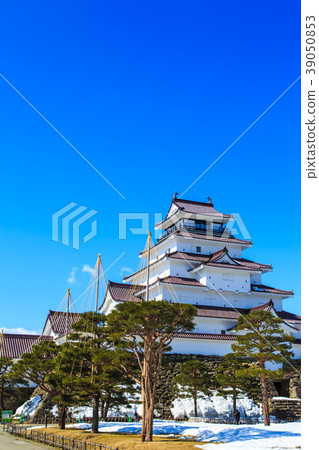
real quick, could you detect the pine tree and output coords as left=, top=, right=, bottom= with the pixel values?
left=106, top=300, right=196, bottom=442
left=231, top=310, right=295, bottom=426
left=67, top=312, right=134, bottom=433
left=0, top=357, right=13, bottom=417
left=0, top=357, right=28, bottom=418
left=12, top=340, right=75, bottom=429
left=172, top=359, right=213, bottom=418
left=215, top=353, right=257, bottom=419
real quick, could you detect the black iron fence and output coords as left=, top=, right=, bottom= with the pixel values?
left=3, top=424, right=120, bottom=450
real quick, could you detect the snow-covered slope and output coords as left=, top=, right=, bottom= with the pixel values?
left=15, top=395, right=42, bottom=418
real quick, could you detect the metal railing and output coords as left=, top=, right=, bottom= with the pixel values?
left=3, top=424, right=120, bottom=450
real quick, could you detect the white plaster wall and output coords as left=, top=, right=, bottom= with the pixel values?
left=169, top=338, right=233, bottom=356
left=175, top=237, right=243, bottom=258
left=193, top=316, right=236, bottom=333
left=156, top=284, right=281, bottom=310
left=250, top=273, right=262, bottom=285
left=200, top=268, right=250, bottom=292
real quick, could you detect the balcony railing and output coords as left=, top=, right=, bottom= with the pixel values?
left=157, top=222, right=231, bottom=242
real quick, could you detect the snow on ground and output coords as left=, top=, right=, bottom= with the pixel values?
left=171, top=391, right=261, bottom=419
left=60, top=391, right=261, bottom=421
left=71, top=420, right=300, bottom=448
left=14, top=395, right=42, bottom=418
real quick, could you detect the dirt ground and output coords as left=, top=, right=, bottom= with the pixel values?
left=33, top=427, right=207, bottom=449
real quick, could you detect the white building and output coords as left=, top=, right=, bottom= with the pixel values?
left=100, top=196, right=301, bottom=359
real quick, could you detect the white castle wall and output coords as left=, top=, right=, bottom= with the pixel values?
left=170, top=337, right=233, bottom=356
left=151, top=235, right=244, bottom=261
left=155, top=283, right=283, bottom=311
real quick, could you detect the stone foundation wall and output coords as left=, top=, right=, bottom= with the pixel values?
left=155, top=354, right=227, bottom=419
left=155, top=354, right=301, bottom=420
left=270, top=398, right=301, bottom=421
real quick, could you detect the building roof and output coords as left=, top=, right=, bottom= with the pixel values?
left=151, top=276, right=206, bottom=288
left=167, top=250, right=272, bottom=272
left=99, top=281, right=142, bottom=310
left=175, top=332, right=236, bottom=341
left=108, top=281, right=141, bottom=302
left=168, top=198, right=232, bottom=218
left=277, top=310, right=301, bottom=323
left=250, top=300, right=274, bottom=312
left=195, top=304, right=248, bottom=319
left=104, top=281, right=299, bottom=324
left=0, top=334, right=52, bottom=359
left=251, top=284, right=293, bottom=296
left=43, top=310, right=82, bottom=335
left=155, top=198, right=232, bottom=229
left=125, top=249, right=271, bottom=283
left=175, top=332, right=301, bottom=344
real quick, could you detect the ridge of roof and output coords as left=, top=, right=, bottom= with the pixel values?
left=250, top=300, right=274, bottom=312
left=171, top=198, right=230, bottom=216
left=251, top=284, right=294, bottom=296
left=0, top=334, right=52, bottom=359
left=168, top=250, right=272, bottom=272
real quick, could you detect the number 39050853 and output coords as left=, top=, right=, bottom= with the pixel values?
left=306, top=16, right=315, bottom=74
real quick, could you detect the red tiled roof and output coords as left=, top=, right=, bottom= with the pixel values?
left=277, top=310, right=301, bottom=323
left=44, top=310, right=82, bottom=335
left=103, top=277, right=299, bottom=330
left=250, top=300, right=274, bottom=312
left=196, top=304, right=247, bottom=319
left=176, top=332, right=236, bottom=341
left=169, top=198, right=232, bottom=219
left=175, top=332, right=301, bottom=343
left=104, top=281, right=298, bottom=323
left=108, top=281, right=141, bottom=303
left=0, top=334, right=52, bottom=359
left=251, top=284, right=293, bottom=296
left=167, top=250, right=272, bottom=272
left=125, top=248, right=270, bottom=282
left=154, top=276, right=205, bottom=288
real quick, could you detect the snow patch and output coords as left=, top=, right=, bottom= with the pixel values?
left=171, top=391, right=261, bottom=419
left=15, top=395, right=42, bottom=418
left=70, top=419, right=300, bottom=448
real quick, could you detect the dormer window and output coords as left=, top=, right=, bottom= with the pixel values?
left=196, top=246, right=201, bottom=253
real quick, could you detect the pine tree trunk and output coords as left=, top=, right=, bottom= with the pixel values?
left=232, top=387, right=236, bottom=418
left=260, top=374, right=270, bottom=426
left=194, top=394, right=198, bottom=418
left=100, top=400, right=105, bottom=420
left=92, top=395, right=100, bottom=433
left=141, top=373, right=146, bottom=442
left=144, top=396, right=155, bottom=441
left=0, top=379, right=4, bottom=411
left=142, top=339, right=161, bottom=442
left=0, top=379, right=4, bottom=419
left=57, top=403, right=67, bottom=430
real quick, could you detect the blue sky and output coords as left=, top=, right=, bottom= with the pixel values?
left=0, top=0, right=300, bottom=333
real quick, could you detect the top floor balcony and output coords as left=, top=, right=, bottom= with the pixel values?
left=157, top=222, right=231, bottom=242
